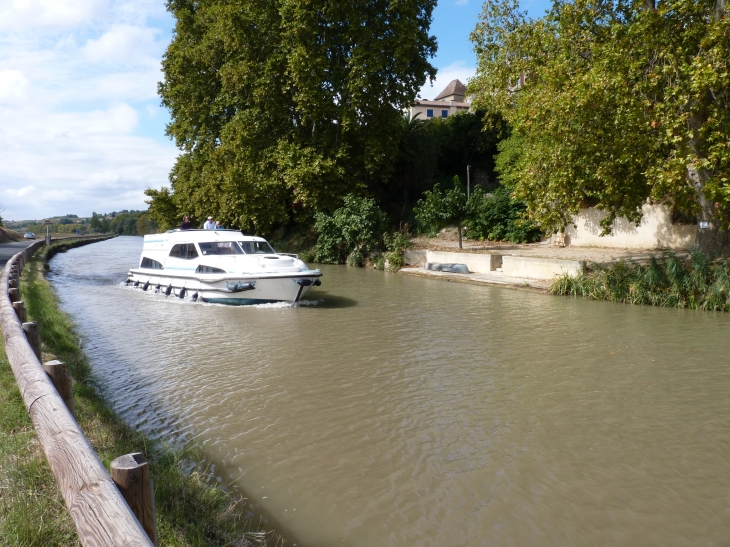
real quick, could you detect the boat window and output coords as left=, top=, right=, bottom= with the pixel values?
left=195, top=265, right=227, bottom=274
left=169, top=243, right=198, bottom=259
left=199, top=242, right=244, bottom=256
left=140, top=257, right=164, bottom=269
left=239, top=241, right=276, bottom=254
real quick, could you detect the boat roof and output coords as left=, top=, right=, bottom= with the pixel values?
left=144, top=229, right=267, bottom=243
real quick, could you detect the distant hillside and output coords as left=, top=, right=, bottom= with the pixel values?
left=0, top=227, right=24, bottom=243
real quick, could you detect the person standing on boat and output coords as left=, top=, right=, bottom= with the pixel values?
left=180, top=215, right=193, bottom=230
left=215, top=221, right=224, bottom=229
left=203, top=216, right=216, bottom=230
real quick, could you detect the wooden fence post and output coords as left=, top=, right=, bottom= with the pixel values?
left=111, top=453, right=157, bottom=546
left=22, top=321, right=41, bottom=361
left=8, top=288, right=19, bottom=303
left=13, top=301, right=27, bottom=323
left=43, top=360, right=74, bottom=418
left=8, top=278, right=17, bottom=290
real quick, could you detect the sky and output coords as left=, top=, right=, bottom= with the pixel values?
left=0, top=0, right=552, bottom=222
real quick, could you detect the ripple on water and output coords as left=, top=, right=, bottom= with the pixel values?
left=48, top=236, right=730, bottom=547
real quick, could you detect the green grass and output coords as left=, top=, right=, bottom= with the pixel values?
left=1, top=240, right=275, bottom=546
left=550, top=250, right=730, bottom=311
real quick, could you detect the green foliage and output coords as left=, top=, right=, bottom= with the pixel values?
left=382, top=229, right=412, bottom=271
left=151, top=0, right=438, bottom=233
left=372, top=253, right=386, bottom=271
left=470, top=0, right=730, bottom=251
left=346, top=249, right=364, bottom=267
left=465, top=187, right=543, bottom=243
left=414, top=178, right=468, bottom=231
left=314, top=195, right=388, bottom=264
left=144, top=187, right=179, bottom=231
left=383, top=110, right=506, bottom=223
left=109, top=212, right=157, bottom=236
left=550, top=251, right=730, bottom=311
left=414, top=177, right=469, bottom=247
left=89, top=212, right=101, bottom=231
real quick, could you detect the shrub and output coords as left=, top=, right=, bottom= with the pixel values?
left=382, top=229, right=412, bottom=271
left=465, top=186, right=543, bottom=243
left=414, top=178, right=469, bottom=248
left=550, top=250, right=730, bottom=311
left=314, top=195, right=388, bottom=264
left=371, top=253, right=386, bottom=270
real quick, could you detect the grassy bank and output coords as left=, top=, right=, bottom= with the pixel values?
left=1, top=241, right=272, bottom=546
left=550, top=250, right=730, bottom=311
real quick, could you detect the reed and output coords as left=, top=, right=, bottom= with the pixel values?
left=550, top=250, right=730, bottom=311
left=1, top=245, right=275, bottom=546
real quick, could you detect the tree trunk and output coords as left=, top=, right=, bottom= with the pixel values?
left=686, top=107, right=730, bottom=256
left=457, top=226, right=463, bottom=249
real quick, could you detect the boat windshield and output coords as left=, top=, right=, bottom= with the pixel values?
left=198, top=242, right=244, bottom=256
left=239, top=241, right=276, bottom=254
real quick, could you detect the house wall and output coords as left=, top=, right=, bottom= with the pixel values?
left=563, top=204, right=697, bottom=249
left=409, top=101, right=470, bottom=120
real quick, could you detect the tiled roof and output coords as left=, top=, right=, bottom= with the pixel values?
left=434, top=79, right=467, bottom=101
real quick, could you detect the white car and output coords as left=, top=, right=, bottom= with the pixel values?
left=23, top=232, right=35, bottom=239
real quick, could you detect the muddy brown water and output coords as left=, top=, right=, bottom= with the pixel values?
left=48, top=236, right=730, bottom=546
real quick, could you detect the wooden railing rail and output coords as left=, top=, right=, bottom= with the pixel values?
left=1, top=243, right=154, bottom=547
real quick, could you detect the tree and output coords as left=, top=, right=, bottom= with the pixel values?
left=314, top=194, right=388, bottom=264
left=414, top=177, right=469, bottom=248
left=136, top=214, right=158, bottom=236
left=149, top=0, right=437, bottom=234
left=384, top=110, right=506, bottom=225
left=90, top=212, right=101, bottom=231
left=470, top=0, right=730, bottom=253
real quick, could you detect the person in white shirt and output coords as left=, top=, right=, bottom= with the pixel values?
left=203, top=216, right=216, bottom=230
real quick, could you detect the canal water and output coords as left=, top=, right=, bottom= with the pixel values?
left=48, top=236, right=730, bottom=546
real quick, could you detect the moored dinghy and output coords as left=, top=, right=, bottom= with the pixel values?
left=127, top=229, right=322, bottom=305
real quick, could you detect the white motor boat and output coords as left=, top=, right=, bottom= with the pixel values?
left=126, top=229, right=322, bottom=305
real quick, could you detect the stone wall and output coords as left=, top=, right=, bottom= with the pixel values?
left=563, top=204, right=696, bottom=249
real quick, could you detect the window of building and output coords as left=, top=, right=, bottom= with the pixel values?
left=442, top=110, right=448, bottom=118
left=140, top=257, right=163, bottom=269
left=426, top=109, right=433, bottom=118
left=195, top=265, right=227, bottom=274
left=169, top=243, right=199, bottom=259
left=199, top=241, right=244, bottom=256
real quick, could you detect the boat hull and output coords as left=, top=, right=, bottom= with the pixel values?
left=127, top=269, right=321, bottom=305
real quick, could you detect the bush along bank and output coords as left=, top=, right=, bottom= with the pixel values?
left=550, top=250, right=730, bottom=311
left=1, top=241, right=273, bottom=546
left=311, top=195, right=412, bottom=271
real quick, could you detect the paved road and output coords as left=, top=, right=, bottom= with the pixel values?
left=0, top=240, right=35, bottom=270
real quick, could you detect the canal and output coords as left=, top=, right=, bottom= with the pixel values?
left=49, top=236, right=730, bottom=546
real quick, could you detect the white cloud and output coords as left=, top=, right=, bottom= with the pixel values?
left=83, top=25, right=162, bottom=66
left=0, top=0, right=176, bottom=220
left=419, top=61, right=476, bottom=100
left=0, top=69, right=29, bottom=104
left=0, top=0, right=110, bottom=30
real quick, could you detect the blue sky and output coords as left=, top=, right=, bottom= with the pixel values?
left=0, top=0, right=553, bottom=221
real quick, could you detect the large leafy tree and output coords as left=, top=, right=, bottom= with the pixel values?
left=470, top=0, right=730, bottom=253
left=149, top=0, right=437, bottom=233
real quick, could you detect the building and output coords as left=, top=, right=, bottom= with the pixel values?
left=408, top=79, right=471, bottom=120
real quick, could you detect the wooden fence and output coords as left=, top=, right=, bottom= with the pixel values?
left=0, top=242, right=155, bottom=547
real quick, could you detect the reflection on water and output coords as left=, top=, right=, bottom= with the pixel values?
left=49, top=236, right=730, bottom=546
